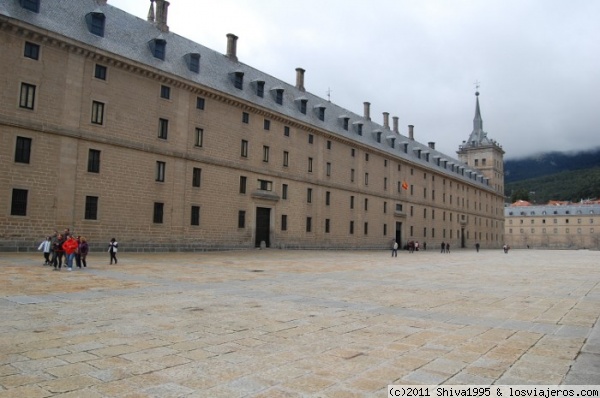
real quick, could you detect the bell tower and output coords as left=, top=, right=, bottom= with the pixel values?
left=457, top=90, right=505, bottom=195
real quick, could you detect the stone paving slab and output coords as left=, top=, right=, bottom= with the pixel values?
left=0, top=249, right=599, bottom=397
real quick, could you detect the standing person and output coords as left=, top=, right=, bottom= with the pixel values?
left=446, top=243, right=450, bottom=253
left=62, top=235, right=79, bottom=271
left=475, top=242, right=480, bottom=252
left=415, top=241, right=420, bottom=252
left=79, top=237, right=89, bottom=268
left=391, top=241, right=398, bottom=257
left=108, top=238, right=118, bottom=264
left=38, top=236, right=52, bottom=265
left=52, top=234, right=65, bottom=270
left=441, top=242, right=446, bottom=253
left=75, top=236, right=82, bottom=268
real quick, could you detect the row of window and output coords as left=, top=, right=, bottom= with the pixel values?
left=510, top=228, right=595, bottom=234
left=509, top=218, right=595, bottom=225
left=8, top=188, right=476, bottom=241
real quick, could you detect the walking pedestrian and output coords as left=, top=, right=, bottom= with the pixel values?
left=38, top=236, right=52, bottom=265
left=391, top=241, right=398, bottom=257
left=109, top=238, right=118, bottom=264
left=63, top=235, right=79, bottom=271
left=441, top=242, right=445, bottom=253
left=79, top=237, right=89, bottom=268
left=52, top=234, right=65, bottom=270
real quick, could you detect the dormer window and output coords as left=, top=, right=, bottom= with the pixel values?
left=256, top=81, right=265, bottom=97
left=353, top=122, right=363, bottom=136
left=149, top=38, right=166, bottom=60
left=271, top=87, right=284, bottom=105
left=233, top=71, right=244, bottom=89
left=339, top=116, right=350, bottom=131
left=299, top=99, right=307, bottom=114
left=86, top=11, right=106, bottom=37
left=374, top=131, right=382, bottom=143
left=186, top=53, right=200, bottom=73
left=314, top=105, right=326, bottom=121
left=20, top=0, right=40, bottom=13
left=386, top=135, right=395, bottom=148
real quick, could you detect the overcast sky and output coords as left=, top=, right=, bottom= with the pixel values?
left=116, top=0, right=600, bottom=159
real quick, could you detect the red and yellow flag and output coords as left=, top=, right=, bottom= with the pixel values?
left=401, top=181, right=408, bottom=190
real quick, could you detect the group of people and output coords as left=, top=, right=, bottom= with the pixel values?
left=37, top=229, right=119, bottom=271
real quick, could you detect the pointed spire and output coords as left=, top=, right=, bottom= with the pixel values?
left=147, top=0, right=155, bottom=22
left=466, top=90, right=490, bottom=146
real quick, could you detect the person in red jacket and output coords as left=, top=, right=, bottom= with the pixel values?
left=62, top=235, right=79, bottom=271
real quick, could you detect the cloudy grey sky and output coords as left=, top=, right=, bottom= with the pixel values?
left=116, top=0, right=600, bottom=159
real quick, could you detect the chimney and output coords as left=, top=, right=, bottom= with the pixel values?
left=295, top=68, right=305, bottom=92
left=392, top=116, right=399, bottom=133
left=154, top=0, right=169, bottom=32
left=428, top=142, right=436, bottom=150
left=226, top=33, right=238, bottom=62
left=363, top=102, right=371, bottom=121
left=408, top=125, right=414, bottom=140
left=383, top=112, right=390, bottom=129
left=147, top=0, right=155, bottom=22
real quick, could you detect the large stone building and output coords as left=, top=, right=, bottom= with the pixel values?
left=0, top=0, right=505, bottom=251
left=504, top=200, right=600, bottom=249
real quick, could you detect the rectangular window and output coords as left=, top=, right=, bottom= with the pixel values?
left=189, top=54, right=200, bottom=73
left=365, top=153, right=370, bottom=161
left=327, top=140, right=332, bottom=150
left=365, top=173, right=369, bottom=186
left=196, top=97, right=205, bottom=110
left=300, top=100, right=307, bottom=114
left=364, top=222, right=368, bottom=235
left=11, top=189, right=28, bottom=216
left=351, top=148, right=355, bottom=157
left=256, top=81, right=265, bottom=97
left=242, top=112, right=249, bottom=124
left=84, top=196, right=98, bottom=220
left=281, top=214, right=287, bottom=231
left=94, top=64, right=107, bottom=80
left=349, top=221, right=354, bottom=234
left=275, top=90, right=283, bottom=105
left=283, top=151, right=289, bottom=167
left=241, top=140, right=248, bottom=157
left=325, top=219, right=330, bottom=233
left=307, top=188, right=312, bottom=203
left=326, top=191, right=331, bottom=206
left=156, top=161, right=166, bottom=182
left=194, top=128, right=203, bottom=147
left=192, top=167, right=202, bottom=187
left=234, top=72, right=243, bottom=90
left=308, top=157, right=313, bottom=172
left=384, top=201, right=387, bottom=214
left=14, top=136, right=32, bottom=164
left=158, top=118, right=168, bottom=139
left=383, top=224, right=387, bottom=236
left=239, top=176, right=247, bottom=194
left=258, top=179, right=272, bottom=191
left=191, top=206, right=200, bottom=226
left=308, top=134, right=314, bottom=144
left=284, top=126, right=290, bottom=137
left=91, top=101, right=105, bottom=125
left=318, top=107, right=325, bottom=121
left=87, top=149, right=101, bottom=173
left=153, top=202, right=164, bottom=224
left=326, top=162, right=331, bottom=176
left=306, top=217, right=312, bottom=232
left=19, top=83, right=36, bottom=110
left=238, top=210, right=246, bottom=228
left=364, top=198, right=368, bottom=211
left=21, top=0, right=40, bottom=13
left=282, top=184, right=288, bottom=199
left=160, top=85, right=170, bottom=99
left=24, top=41, right=39, bottom=60
left=263, top=119, right=271, bottom=130
left=350, top=196, right=354, bottom=209
left=351, top=168, right=355, bottom=182
left=263, top=146, right=270, bottom=162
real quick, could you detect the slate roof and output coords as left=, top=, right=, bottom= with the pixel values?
left=505, top=203, right=600, bottom=217
left=1, top=0, right=494, bottom=190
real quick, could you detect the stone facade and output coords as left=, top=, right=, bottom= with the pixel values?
left=0, top=0, right=505, bottom=252
left=504, top=203, right=600, bottom=249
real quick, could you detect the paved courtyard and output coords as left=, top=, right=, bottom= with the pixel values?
left=1, top=248, right=599, bottom=397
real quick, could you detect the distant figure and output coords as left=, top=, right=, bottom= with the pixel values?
left=503, top=244, right=509, bottom=254
left=446, top=243, right=450, bottom=253
left=423, top=242, right=427, bottom=251
left=38, top=236, right=52, bottom=265
left=391, top=241, right=398, bottom=257
left=109, top=238, right=118, bottom=264
left=475, top=242, right=480, bottom=252
left=79, top=237, right=89, bottom=268
left=415, top=241, right=420, bottom=252
left=441, top=242, right=446, bottom=253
